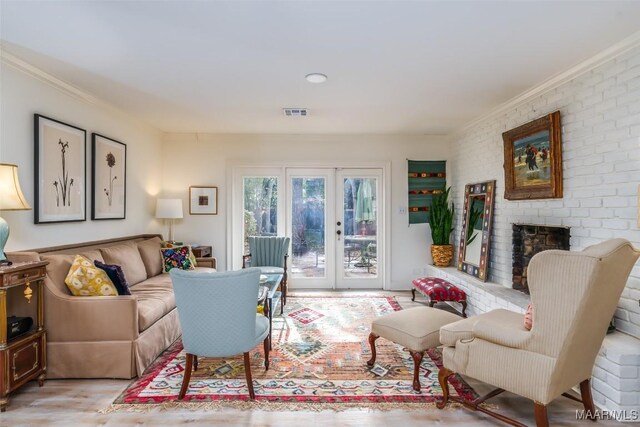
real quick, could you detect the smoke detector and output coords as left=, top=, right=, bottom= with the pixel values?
left=283, top=108, right=308, bottom=117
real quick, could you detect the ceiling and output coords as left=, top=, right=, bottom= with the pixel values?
left=2, top=1, right=640, bottom=135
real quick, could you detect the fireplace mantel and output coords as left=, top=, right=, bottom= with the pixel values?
left=424, top=265, right=529, bottom=316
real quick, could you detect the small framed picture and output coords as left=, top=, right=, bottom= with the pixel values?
left=92, top=133, right=126, bottom=220
left=189, top=186, right=218, bottom=215
left=34, top=114, right=86, bottom=224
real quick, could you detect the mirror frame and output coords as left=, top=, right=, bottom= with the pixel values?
left=457, top=180, right=496, bottom=281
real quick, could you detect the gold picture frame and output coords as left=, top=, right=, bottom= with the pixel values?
left=502, top=111, right=563, bottom=200
left=189, top=186, right=218, bottom=215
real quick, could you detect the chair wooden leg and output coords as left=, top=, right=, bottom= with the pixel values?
left=534, top=402, right=549, bottom=427
left=437, top=367, right=453, bottom=409
left=263, top=336, right=270, bottom=370
left=193, top=355, right=198, bottom=371
left=366, top=333, right=379, bottom=366
left=580, top=379, right=597, bottom=420
left=244, top=352, right=256, bottom=400
left=411, top=288, right=416, bottom=301
left=409, top=351, right=424, bottom=392
left=460, top=300, right=467, bottom=318
left=429, top=300, right=436, bottom=309
left=178, top=353, right=194, bottom=400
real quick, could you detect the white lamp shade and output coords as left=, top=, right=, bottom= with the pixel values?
left=0, top=163, right=31, bottom=211
left=156, top=198, right=183, bottom=219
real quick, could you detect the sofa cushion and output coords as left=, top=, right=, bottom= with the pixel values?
left=161, top=246, right=194, bottom=272
left=101, top=243, right=148, bottom=286
left=65, top=255, right=118, bottom=297
left=42, top=250, right=105, bottom=295
left=137, top=237, right=163, bottom=277
left=129, top=274, right=175, bottom=332
left=94, top=260, right=131, bottom=295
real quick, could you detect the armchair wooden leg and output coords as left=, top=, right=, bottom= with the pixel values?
left=193, top=355, right=198, bottom=371
left=460, top=300, right=467, bottom=318
left=411, top=288, right=416, bottom=301
left=580, top=379, right=597, bottom=420
left=178, top=353, right=194, bottom=400
left=534, top=402, right=549, bottom=427
left=244, top=352, right=256, bottom=400
left=437, top=367, right=453, bottom=409
left=409, top=351, right=424, bottom=392
left=366, top=333, right=379, bottom=366
left=264, top=336, right=270, bottom=370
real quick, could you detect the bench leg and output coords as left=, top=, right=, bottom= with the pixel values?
left=411, top=288, right=416, bottom=301
left=460, top=300, right=467, bottom=318
left=409, top=350, right=424, bottom=392
left=366, top=333, right=379, bottom=366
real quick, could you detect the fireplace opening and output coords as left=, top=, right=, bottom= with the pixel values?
left=512, top=224, right=570, bottom=294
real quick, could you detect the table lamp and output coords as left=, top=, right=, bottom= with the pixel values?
left=156, top=198, right=183, bottom=242
left=0, top=164, right=31, bottom=265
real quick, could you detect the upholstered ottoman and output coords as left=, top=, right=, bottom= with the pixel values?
left=367, top=306, right=461, bottom=391
left=411, top=277, right=467, bottom=317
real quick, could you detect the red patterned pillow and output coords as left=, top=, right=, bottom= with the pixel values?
left=524, top=304, right=533, bottom=330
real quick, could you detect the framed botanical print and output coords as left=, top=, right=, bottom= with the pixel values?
left=34, top=114, right=86, bottom=223
left=189, top=186, right=218, bottom=215
left=502, top=111, right=563, bottom=200
left=92, top=133, right=126, bottom=220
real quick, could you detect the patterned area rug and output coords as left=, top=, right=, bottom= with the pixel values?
left=110, top=294, right=476, bottom=411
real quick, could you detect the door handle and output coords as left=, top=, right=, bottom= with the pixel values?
left=337, top=221, right=342, bottom=226
left=336, top=229, right=342, bottom=241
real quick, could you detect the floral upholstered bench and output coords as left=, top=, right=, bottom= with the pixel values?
left=411, top=277, right=467, bottom=318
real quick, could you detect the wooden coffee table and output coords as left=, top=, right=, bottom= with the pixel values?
left=258, top=273, right=284, bottom=350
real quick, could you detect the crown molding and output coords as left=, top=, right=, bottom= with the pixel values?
left=0, top=49, right=106, bottom=106
left=453, top=30, right=640, bottom=136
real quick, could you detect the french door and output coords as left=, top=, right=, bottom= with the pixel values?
left=234, top=167, right=383, bottom=289
left=285, top=168, right=383, bottom=289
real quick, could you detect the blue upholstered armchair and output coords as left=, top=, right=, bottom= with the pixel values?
left=170, top=268, right=270, bottom=400
left=243, top=236, right=291, bottom=312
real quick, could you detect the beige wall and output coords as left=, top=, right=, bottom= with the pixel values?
left=162, top=133, right=449, bottom=289
left=0, top=63, right=164, bottom=250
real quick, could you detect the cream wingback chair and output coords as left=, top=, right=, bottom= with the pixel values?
left=437, top=239, right=640, bottom=427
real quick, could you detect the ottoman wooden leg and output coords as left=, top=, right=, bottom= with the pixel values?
left=437, top=367, right=454, bottom=409
left=409, top=350, right=424, bottom=392
left=411, top=288, right=416, bottom=301
left=429, top=299, right=436, bottom=309
left=367, top=333, right=379, bottom=366
left=460, top=300, right=467, bottom=318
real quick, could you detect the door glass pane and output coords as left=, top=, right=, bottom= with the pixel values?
left=291, top=177, right=326, bottom=278
left=243, top=177, right=278, bottom=252
left=343, top=177, right=377, bottom=277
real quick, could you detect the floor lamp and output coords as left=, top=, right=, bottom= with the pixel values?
left=156, top=198, right=183, bottom=242
left=0, top=164, right=31, bottom=265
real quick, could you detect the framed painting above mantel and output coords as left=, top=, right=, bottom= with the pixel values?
left=502, top=111, right=563, bottom=200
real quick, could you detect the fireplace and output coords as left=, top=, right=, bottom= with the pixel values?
left=512, top=224, right=570, bottom=293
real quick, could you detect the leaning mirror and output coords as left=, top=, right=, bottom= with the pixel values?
left=457, top=180, right=496, bottom=281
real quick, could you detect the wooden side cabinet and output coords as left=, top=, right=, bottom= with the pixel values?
left=0, top=261, right=48, bottom=412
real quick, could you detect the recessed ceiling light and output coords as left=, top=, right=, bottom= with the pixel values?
left=305, top=73, right=328, bottom=84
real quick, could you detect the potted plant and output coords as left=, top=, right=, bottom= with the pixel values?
left=428, top=187, right=454, bottom=266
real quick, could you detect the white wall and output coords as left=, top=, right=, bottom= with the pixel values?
left=449, top=45, right=640, bottom=338
left=161, top=134, right=449, bottom=289
left=0, top=62, right=164, bottom=250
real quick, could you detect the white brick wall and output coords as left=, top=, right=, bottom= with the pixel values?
left=447, top=44, right=640, bottom=419
left=449, top=45, right=640, bottom=339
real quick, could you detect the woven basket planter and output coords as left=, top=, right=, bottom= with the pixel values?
left=431, top=244, right=453, bottom=267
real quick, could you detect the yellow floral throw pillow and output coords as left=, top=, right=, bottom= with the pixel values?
left=65, top=255, right=118, bottom=296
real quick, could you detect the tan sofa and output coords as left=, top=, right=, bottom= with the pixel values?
left=8, top=234, right=216, bottom=379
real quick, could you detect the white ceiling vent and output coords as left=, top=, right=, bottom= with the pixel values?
left=283, top=108, right=308, bottom=117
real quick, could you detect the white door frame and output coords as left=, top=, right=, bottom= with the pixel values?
left=227, top=161, right=391, bottom=290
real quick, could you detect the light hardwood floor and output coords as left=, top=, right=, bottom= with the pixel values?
left=1, top=291, right=621, bottom=426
